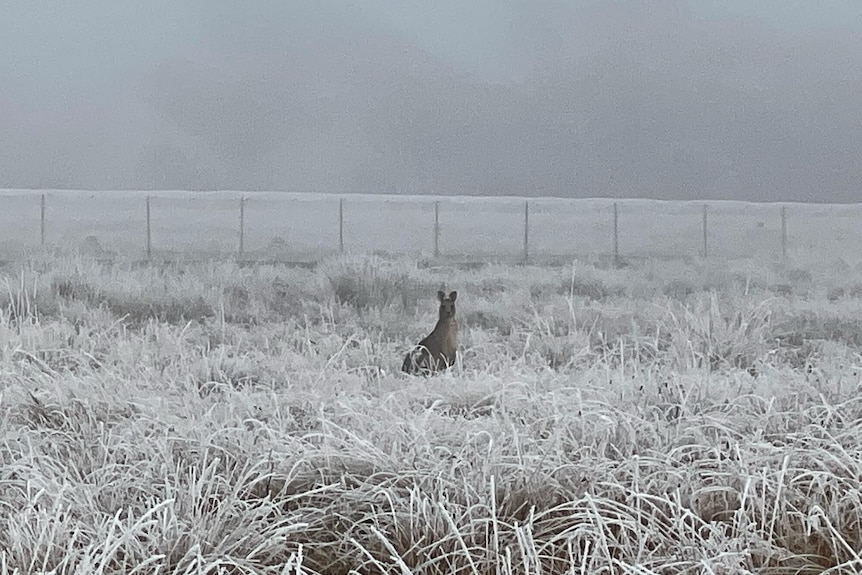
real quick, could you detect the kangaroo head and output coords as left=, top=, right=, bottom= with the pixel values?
left=437, top=290, right=457, bottom=320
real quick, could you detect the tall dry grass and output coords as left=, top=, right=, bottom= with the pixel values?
left=1, top=253, right=862, bottom=574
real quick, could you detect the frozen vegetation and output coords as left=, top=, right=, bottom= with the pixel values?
left=1, top=251, right=862, bottom=573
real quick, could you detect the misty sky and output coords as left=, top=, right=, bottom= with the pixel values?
left=1, top=1, right=860, bottom=202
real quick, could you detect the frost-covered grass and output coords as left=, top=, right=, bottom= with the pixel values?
left=2, top=253, right=862, bottom=574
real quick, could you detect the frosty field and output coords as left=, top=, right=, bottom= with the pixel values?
left=2, top=249, right=862, bottom=574
left=2, top=190, right=861, bottom=263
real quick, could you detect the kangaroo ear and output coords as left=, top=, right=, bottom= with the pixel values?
left=437, top=290, right=446, bottom=302
left=449, top=291, right=457, bottom=301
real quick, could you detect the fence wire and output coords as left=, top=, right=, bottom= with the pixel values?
left=1, top=189, right=858, bottom=264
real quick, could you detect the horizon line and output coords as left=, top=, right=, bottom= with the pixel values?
left=0, top=187, right=859, bottom=207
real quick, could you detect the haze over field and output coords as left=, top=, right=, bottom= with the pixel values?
left=1, top=1, right=860, bottom=202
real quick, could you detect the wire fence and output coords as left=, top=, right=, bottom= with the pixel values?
left=1, top=189, right=860, bottom=264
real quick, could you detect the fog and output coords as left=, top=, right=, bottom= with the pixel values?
left=1, top=1, right=860, bottom=202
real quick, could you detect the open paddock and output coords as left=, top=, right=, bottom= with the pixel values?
left=1, top=250, right=862, bottom=573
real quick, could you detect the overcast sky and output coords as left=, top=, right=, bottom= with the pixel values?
left=1, top=1, right=860, bottom=202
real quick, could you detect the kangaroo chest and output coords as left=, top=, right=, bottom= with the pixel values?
left=437, top=319, right=457, bottom=355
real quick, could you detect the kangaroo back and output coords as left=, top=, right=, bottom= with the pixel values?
left=402, top=290, right=458, bottom=376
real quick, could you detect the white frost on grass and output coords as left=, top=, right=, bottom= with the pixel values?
left=1, top=253, right=861, bottom=574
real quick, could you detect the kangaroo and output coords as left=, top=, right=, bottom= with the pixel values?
left=402, top=290, right=458, bottom=376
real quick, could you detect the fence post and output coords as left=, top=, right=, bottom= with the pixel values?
left=146, top=196, right=152, bottom=261
left=40, top=193, right=46, bottom=246
left=613, top=202, right=620, bottom=266
left=702, top=203, right=708, bottom=258
left=339, top=198, right=344, bottom=254
left=523, top=200, right=530, bottom=264
left=435, top=201, right=442, bottom=258
left=238, top=195, right=245, bottom=258
left=780, top=205, right=787, bottom=258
